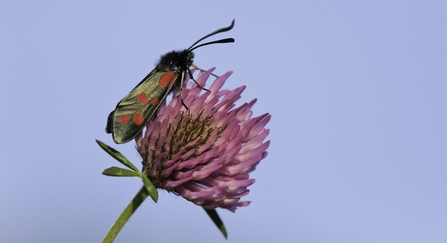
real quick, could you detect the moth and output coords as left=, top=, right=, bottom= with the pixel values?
left=106, top=20, right=235, bottom=144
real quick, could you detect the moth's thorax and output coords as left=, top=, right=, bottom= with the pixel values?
left=157, top=50, right=194, bottom=72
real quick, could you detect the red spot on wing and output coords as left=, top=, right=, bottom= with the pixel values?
left=133, top=113, right=144, bottom=126
left=159, top=71, right=175, bottom=87
left=150, top=97, right=159, bottom=105
left=117, top=115, right=130, bottom=124
left=137, top=93, right=149, bottom=104
left=168, top=73, right=179, bottom=89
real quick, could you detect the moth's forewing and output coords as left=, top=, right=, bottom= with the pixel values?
left=111, top=70, right=180, bottom=144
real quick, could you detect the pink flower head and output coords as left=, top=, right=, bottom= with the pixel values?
left=135, top=68, right=271, bottom=212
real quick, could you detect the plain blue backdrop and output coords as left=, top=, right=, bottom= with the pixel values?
left=1, top=1, right=446, bottom=242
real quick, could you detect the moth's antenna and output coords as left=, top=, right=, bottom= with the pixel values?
left=189, top=38, right=234, bottom=52
left=187, top=20, right=235, bottom=50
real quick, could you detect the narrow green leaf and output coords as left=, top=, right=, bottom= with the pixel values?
left=96, top=139, right=140, bottom=172
left=203, top=208, right=227, bottom=239
left=102, top=167, right=141, bottom=177
left=102, top=186, right=149, bottom=243
left=141, top=175, right=158, bottom=203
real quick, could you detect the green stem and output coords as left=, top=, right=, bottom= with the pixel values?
left=102, top=186, right=149, bottom=243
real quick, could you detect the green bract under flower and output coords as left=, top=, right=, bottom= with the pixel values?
left=135, top=68, right=270, bottom=212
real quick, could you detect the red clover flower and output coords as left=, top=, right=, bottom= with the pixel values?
left=135, top=68, right=271, bottom=212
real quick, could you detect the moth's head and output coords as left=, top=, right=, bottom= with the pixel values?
left=158, top=50, right=194, bottom=71
left=186, top=51, right=194, bottom=65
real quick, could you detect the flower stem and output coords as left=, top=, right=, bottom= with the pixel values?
left=102, top=186, right=149, bottom=243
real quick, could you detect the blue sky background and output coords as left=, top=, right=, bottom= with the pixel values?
left=1, top=1, right=446, bottom=242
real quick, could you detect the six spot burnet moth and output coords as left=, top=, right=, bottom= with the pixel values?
left=106, top=20, right=235, bottom=144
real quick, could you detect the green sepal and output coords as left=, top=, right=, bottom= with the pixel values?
left=142, top=175, right=158, bottom=202
left=203, top=208, right=227, bottom=239
left=96, top=139, right=140, bottom=172
left=102, top=166, right=141, bottom=177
